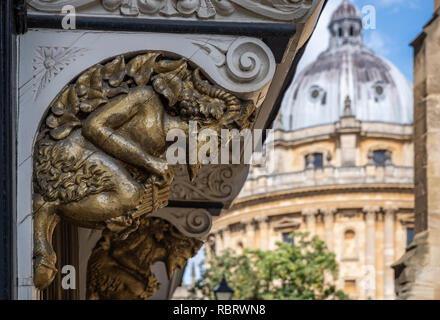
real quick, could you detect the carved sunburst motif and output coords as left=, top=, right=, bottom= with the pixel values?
left=33, top=46, right=87, bottom=99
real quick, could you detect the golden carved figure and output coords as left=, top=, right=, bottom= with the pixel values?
left=33, top=52, right=255, bottom=292
left=87, top=217, right=202, bottom=300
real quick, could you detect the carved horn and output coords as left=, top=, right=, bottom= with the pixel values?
left=193, top=69, right=240, bottom=112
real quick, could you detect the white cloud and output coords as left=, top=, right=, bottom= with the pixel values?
left=375, top=0, right=421, bottom=9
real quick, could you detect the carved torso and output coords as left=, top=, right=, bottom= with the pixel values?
left=115, top=90, right=167, bottom=158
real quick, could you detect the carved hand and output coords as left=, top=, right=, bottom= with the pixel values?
left=148, top=159, right=174, bottom=187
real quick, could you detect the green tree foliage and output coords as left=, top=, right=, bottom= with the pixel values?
left=189, top=232, right=348, bottom=300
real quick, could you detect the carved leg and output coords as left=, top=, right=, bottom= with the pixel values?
left=57, top=184, right=143, bottom=228
left=33, top=194, right=60, bottom=290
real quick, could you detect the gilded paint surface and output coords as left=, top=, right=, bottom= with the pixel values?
left=33, top=53, right=255, bottom=295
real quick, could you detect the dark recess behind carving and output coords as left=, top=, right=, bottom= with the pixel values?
left=0, top=0, right=15, bottom=300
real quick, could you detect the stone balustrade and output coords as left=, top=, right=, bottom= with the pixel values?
left=240, top=164, right=413, bottom=198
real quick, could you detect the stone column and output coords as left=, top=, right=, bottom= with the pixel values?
left=243, top=219, right=255, bottom=248
left=384, top=206, right=397, bottom=300
left=215, top=231, right=223, bottom=255
left=221, top=226, right=231, bottom=251
left=303, top=208, right=318, bottom=236
left=363, top=206, right=379, bottom=299
left=204, top=234, right=215, bottom=260
left=322, top=208, right=337, bottom=250
left=256, top=216, right=269, bottom=251
left=392, top=2, right=440, bottom=299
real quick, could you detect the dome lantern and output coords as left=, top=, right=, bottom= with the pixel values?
left=328, top=0, right=363, bottom=49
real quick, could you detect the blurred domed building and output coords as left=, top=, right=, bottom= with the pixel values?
left=208, top=0, right=415, bottom=300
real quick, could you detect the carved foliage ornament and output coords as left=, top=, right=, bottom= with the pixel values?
left=33, top=46, right=87, bottom=99
left=27, top=0, right=319, bottom=22
left=32, top=52, right=255, bottom=294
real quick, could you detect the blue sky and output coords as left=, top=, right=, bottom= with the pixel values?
left=182, top=245, right=205, bottom=286
left=181, top=0, right=434, bottom=287
left=297, top=0, right=434, bottom=82
left=358, top=0, right=433, bottom=81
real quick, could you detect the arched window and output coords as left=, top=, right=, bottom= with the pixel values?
left=349, top=26, right=354, bottom=36
left=339, top=28, right=343, bottom=37
left=343, top=229, right=357, bottom=259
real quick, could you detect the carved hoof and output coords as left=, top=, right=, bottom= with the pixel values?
left=34, top=257, right=57, bottom=290
left=106, top=215, right=137, bottom=231
left=106, top=215, right=141, bottom=239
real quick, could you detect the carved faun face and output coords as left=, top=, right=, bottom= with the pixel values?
left=152, top=62, right=255, bottom=128
left=153, top=64, right=227, bottom=124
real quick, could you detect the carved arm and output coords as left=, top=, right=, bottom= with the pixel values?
left=82, top=86, right=169, bottom=178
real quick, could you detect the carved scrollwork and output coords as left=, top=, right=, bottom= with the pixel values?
left=151, top=207, right=212, bottom=238
left=176, top=0, right=200, bottom=15
left=102, top=0, right=123, bottom=11
left=191, top=37, right=276, bottom=97
left=231, top=0, right=318, bottom=21
left=170, top=165, right=234, bottom=202
left=211, top=0, right=234, bottom=15
left=137, top=0, right=164, bottom=14
left=186, top=209, right=211, bottom=233
left=226, top=38, right=275, bottom=85
left=27, top=0, right=321, bottom=22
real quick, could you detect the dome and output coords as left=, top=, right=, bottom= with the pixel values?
left=282, top=0, right=413, bottom=131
